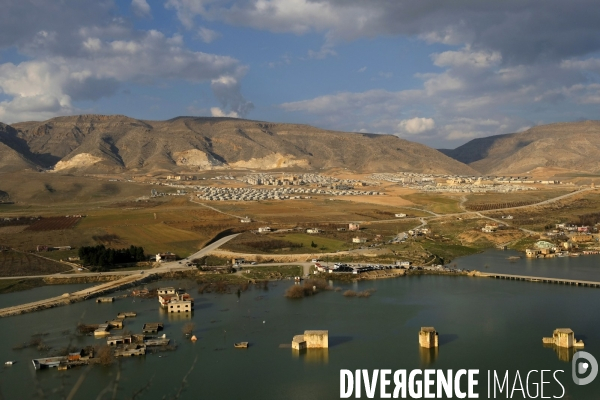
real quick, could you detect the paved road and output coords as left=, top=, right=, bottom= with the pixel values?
left=0, top=234, right=240, bottom=317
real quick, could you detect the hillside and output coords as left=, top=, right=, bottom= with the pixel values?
left=441, top=121, right=600, bottom=175
left=0, top=115, right=476, bottom=175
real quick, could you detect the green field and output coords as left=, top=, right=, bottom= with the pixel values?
left=0, top=278, right=45, bottom=294
left=106, top=224, right=204, bottom=256
left=464, top=189, right=574, bottom=208
left=402, top=193, right=462, bottom=214
left=241, top=265, right=302, bottom=280
left=278, top=233, right=348, bottom=252
left=223, top=232, right=350, bottom=254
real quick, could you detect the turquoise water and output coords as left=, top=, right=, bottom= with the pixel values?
left=0, top=254, right=599, bottom=399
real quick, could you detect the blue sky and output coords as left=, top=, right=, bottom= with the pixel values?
left=1, top=1, right=600, bottom=148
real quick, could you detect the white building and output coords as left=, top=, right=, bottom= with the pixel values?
left=352, top=237, right=367, bottom=243
left=395, top=213, right=407, bottom=218
left=258, top=227, right=272, bottom=233
left=168, top=299, right=192, bottom=313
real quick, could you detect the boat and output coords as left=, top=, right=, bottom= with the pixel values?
left=5, top=361, right=15, bottom=366
left=234, top=342, right=249, bottom=348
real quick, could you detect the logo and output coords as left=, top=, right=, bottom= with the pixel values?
left=572, top=351, right=598, bottom=385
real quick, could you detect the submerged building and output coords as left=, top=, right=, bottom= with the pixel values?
left=543, top=328, right=584, bottom=348
left=291, top=330, right=329, bottom=350
left=419, top=327, right=439, bottom=348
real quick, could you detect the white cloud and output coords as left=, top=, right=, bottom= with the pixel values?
left=432, top=48, right=501, bottom=68
left=198, top=27, right=220, bottom=43
left=307, top=44, right=337, bottom=59
left=357, top=66, right=367, bottom=73
left=131, top=0, right=152, bottom=18
left=397, top=117, right=435, bottom=135
left=163, top=1, right=600, bottom=65
left=210, top=107, right=239, bottom=118
left=0, top=30, right=252, bottom=122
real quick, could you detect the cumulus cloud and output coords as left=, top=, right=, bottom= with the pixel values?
left=210, top=107, right=239, bottom=118
left=197, top=27, right=221, bottom=43
left=164, top=0, right=600, bottom=64
left=432, top=48, right=501, bottom=69
left=0, top=0, right=253, bottom=123
left=279, top=53, right=582, bottom=145
left=397, top=117, right=435, bottom=135
left=164, top=0, right=600, bottom=147
left=131, top=0, right=152, bottom=18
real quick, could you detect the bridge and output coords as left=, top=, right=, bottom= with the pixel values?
left=479, top=272, right=600, bottom=288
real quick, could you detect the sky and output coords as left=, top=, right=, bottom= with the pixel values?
left=1, top=1, right=600, bottom=148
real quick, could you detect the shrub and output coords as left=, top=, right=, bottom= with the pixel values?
left=284, top=279, right=330, bottom=299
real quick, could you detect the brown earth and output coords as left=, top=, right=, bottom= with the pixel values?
left=441, top=120, right=600, bottom=175
left=1, top=114, right=477, bottom=175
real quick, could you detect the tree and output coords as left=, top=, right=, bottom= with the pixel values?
left=96, top=345, right=114, bottom=365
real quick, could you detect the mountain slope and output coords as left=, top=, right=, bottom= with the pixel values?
left=441, top=121, right=600, bottom=175
left=2, top=115, right=477, bottom=175
left=0, top=123, right=38, bottom=172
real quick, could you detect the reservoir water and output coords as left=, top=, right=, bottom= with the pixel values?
left=0, top=251, right=599, bottom=399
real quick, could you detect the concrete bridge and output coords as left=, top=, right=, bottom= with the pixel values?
left=479, top=272, right=600, bottom=288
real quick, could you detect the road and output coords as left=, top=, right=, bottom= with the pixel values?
left=0, top=234, right=241, bottom=317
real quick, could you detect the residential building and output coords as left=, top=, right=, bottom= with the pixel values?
left=156, top=252, right=177, bottom=262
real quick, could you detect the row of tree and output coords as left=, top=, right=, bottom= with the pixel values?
left=78, top=245, right=145, bottom=271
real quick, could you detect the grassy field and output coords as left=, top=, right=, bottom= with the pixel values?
left=106, top=224, right=204, bottom=256
left=241, top=265, right=302, bottom=280
left=464, top=189, right=575, bottom=208
left=0, top=196, right=241, bottom=258
left=279, top=233, right=348, bottom=252
left=0, top=250, right=71, bottom=276
left=223, top=232, right=350, bottom=254
left=214, top=198, right=425, bottom=223
left=419, top=241, right=481, bottom=263
left=362, top=220, right=423, bottom=236
left=401, top=193, right=462, bottom=214
left=0, top=278, right=45, bottom=294
left=487, top=191, right=600, bottom=231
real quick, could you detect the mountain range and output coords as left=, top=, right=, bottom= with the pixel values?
left=0, top=115, right=599, bottom=176
left=0, top=115, right=475, bottom=175
left=439, top=121, right=600, bottom=175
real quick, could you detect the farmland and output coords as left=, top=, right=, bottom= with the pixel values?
left=0, top=250, right=71, bottom=277
left=401, top=193, right=462, bottom=214
left=486, top=191, right=600, bottom=231
left=213, top=197, right=427, bottom=223
left=26, top=216, right=81, bottom=231
left=464, top=189, right=575, bottom=210
left=0, top=197, right=241, bottom=258
left=466, top=201, right=535, bottom=211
